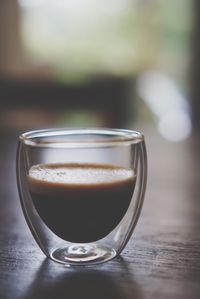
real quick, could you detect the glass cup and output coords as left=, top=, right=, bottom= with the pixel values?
left=17, top=128, right=147, bottom=265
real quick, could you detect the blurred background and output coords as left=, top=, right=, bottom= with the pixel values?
left=0, top=0, right=198, bottom=142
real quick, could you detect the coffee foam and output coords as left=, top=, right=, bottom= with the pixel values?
left=28, top=163, right=136, bottom=195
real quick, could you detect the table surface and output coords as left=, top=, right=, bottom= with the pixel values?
left=0, top=127, right=200, bottom=299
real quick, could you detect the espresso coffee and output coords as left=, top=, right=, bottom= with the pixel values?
left=28, top=163, right=136, bottom=243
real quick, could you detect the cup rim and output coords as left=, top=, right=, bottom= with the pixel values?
left=19, top=128, right=144, bottom=147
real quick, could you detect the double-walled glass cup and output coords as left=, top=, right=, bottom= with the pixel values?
left=17, top=128, right=147, bottom=265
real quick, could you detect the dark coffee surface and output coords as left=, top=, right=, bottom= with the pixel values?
left=28, top=163, right=136, bottom=243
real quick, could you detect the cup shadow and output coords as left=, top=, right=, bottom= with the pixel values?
left=20, top=257, right=142, bottom=299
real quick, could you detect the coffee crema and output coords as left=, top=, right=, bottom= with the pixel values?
left=28, top=163, right=136, bottom=243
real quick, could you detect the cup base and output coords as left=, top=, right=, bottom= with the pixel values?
left=51, top=244, right=116, bottom=266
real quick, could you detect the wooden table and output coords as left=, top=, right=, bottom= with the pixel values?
left=0, top=127, right=200, bottom=299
